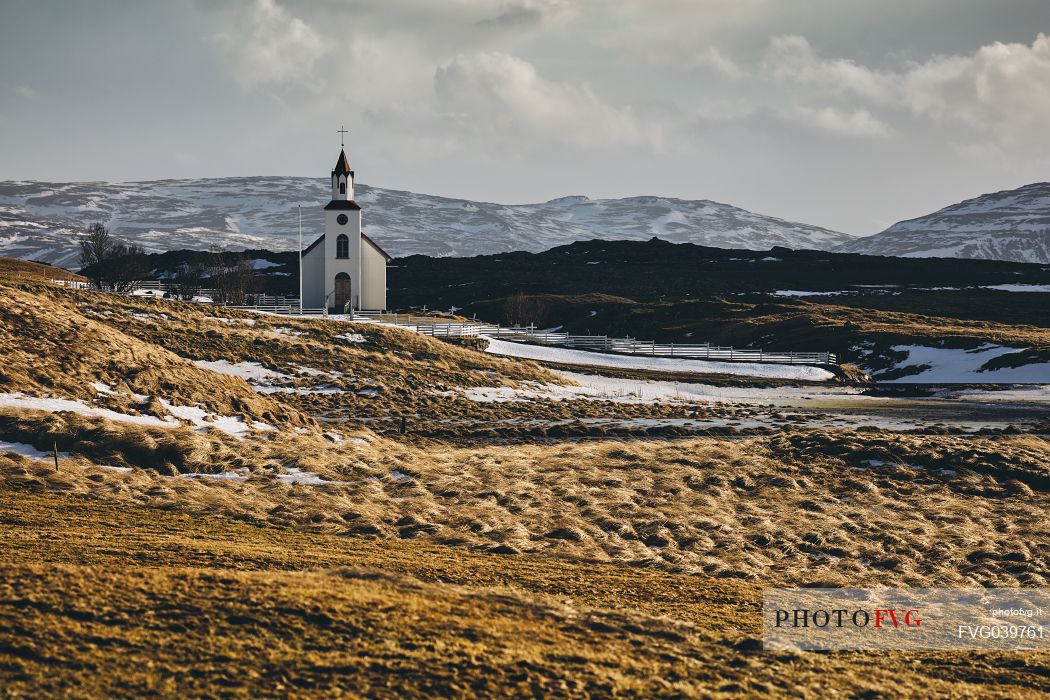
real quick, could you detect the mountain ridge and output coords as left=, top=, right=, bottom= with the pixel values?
left=835, top=181, right=1050, bottom=263
left=0, top=177, right=854, bottom=267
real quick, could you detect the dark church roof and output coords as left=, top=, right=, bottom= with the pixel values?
left=323, top=200, right=362, bottom=210
left=332, top=149, right=353, bottom=176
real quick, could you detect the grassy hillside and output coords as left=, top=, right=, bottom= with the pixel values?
left=1, top=279, right=1048, bottom=696
left=0, top=255, right=85, bottom=283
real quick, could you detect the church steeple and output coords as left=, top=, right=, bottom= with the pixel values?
left=331, top=148, right=354, bottom=200
left=333, top=149, right=352, bottom=176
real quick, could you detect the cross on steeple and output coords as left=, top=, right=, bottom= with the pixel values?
left=337, top=125, right=348, bottom=148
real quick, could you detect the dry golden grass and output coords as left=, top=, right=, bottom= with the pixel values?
left=2, top=278, right=1049, bottom=696
left=739, top=300, right=1050, bottom=350
left=0, top=255, right=85, bottom=283
left=2, top=490, right=1046, bottom=698
left=4, top=423, right=1047, bottom=588
left=0, top=278, right=565, bottom=429
left=0, top=282, right=310, bottom=431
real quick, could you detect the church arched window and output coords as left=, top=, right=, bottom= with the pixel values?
left=336, top=234, right=349, bottom=259
left=339, top=181, right=346, bottom=194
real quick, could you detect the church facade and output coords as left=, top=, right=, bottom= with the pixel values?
left=301, top=148, right=391, bottom=311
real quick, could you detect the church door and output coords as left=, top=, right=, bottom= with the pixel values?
left=334, top=273, right=352, bottom=310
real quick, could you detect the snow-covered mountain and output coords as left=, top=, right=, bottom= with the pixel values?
left=836, top=182, right=1050, bottom=264
left=0, top=178, right=854, bottom=267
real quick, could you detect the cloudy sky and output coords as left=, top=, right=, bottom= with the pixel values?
left=1, top=0, right=1049, bottom=234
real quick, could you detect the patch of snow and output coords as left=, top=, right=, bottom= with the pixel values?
left=279, top=467, right=336, bottom=485
left=982, top=284, right=1050, bottom=293
left=480, top=337, right=835, bottom=381
left=0, top=393, right=178, bottom=428
left=772, top=290, right=848, bottom=297
left=335, top=332, right=367, bottom=343
left=389, top=470, right=412, bottom=482
left=90, top=382, right=115, bottom=395
left=180, top=469, right=250, bottom=483
left=192, top=359, right=291, bottom=384
left=0, top=440, right=70, bottom=461
left=83, top=464, right=133, bottom=473
left=159, top=399, right=275, bottom=438
left=881, top=344, right=1050, bottom=384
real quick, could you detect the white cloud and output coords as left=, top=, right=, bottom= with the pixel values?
left=764, top=32, right=1050, bottom=150
left=693, top=47, right=745, bottom=80
left=902, top=34, right=1050, bottom=146
left=762, top=35, right=894, bottom=103
left=218, top=0, right=330, bottom=90
left=783, top=106, right=891, bottom=139
left=480, top=0, right=581, bottom=27
left=434, top=52, right=660, bottom=150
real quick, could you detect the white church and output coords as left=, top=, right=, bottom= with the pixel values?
left=301, top=147, right=391, bottom=311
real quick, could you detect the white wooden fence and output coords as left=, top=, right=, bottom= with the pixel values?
left=351, top=311, right=837, bottom=366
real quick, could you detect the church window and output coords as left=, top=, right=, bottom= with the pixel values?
left=339, top=181, right=346, bottom=194
left=336, top=234, right=349, bottom=259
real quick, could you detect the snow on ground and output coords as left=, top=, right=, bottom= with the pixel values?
left=179, top=466, right=337, bottom=485
left=90, top=382, right=115, bottom=395
left=982, top=284, right=1050, bottom=292
left=193, top=360, right=345, bottom=394
left=445, top=370, right=866, bottom=405
left=772, top=290, right=849, bottom=297
left=0, top=393, right=178, bottom=428
left=278, top=467, right=338, bottom=485
left=0, top=440, right=70, bottom=461
left=272, top=326, right=307, bottom=337
left=192, top=359, right=291, bottom=384
left=180, top=469, right=250, bottom=483
left=254, top=385, right=346, bottom=395
left=480, top=337, right=835, bottom=381
left=158, top=399, right=276, bottom=438
left=881, top=345, right=1050, bottom=384
left=335, top=332, right=367, bottom=343
left=946, top=385, right=1050, bottom=402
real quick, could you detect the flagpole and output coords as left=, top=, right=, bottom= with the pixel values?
left=298, top=205, right=303, bottom=314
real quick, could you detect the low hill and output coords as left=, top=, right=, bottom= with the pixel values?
left=388, top=239, right=1050, bottom=379
left=838, top=182, right=1050, bottom=263
left=0, top=255, right=85, bottom=283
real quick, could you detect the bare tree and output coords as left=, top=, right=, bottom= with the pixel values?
left=172, top=255, right=205, bottom=300
left=208, top=249, right=255, bottom=305
left=504, top=291, right=546, bottom=327
left=78, top=222, right=147, bottom=292
left=225, top=255, right=255, bottom=305
left=105, top=243, right=148, bottom=293
left=78, top=222, right=113, bottom=289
